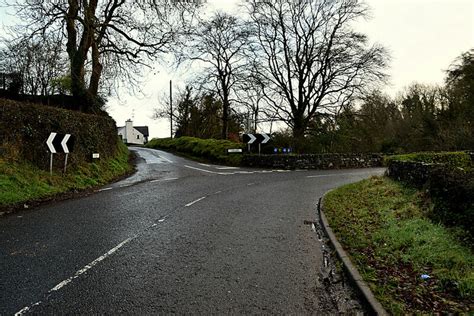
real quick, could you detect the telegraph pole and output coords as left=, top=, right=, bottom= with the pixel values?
left=170, top=80, right=173, bottom=138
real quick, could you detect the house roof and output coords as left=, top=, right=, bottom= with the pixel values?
left=134, top=126, right=149, bottom=137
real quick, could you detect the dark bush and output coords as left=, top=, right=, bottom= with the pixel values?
left=428, top=168, right=474, bottom=238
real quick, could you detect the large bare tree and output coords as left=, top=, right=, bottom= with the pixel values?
left=247, top=0, right=388, bottom=144
left=6, top=0, right=203, bottom=112
left=180, top=12, right=251, bottom=139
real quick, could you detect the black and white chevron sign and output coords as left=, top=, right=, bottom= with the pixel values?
left=46, top=132, right=75, bottom=154
left=243, top=133, right=271, bottom=144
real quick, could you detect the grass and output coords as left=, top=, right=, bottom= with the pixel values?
left=0, top=141, right=132, bottom=207
left=323, top=176, right=473, bottom=314
left=146, top=136, right=244, bottom=166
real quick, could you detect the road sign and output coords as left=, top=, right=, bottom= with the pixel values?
left=243, top=133, right=257, bottom=144
left=227, top=148, right=243, bottom=154
left=45, top=132, right=75, bottom=175
left=46, top=133, right=75, bottom=153
left=243, top=133, right=271, bottom=144
left=256, top=133, right=271, bottom=144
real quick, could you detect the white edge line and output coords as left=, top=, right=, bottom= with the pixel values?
left=98, top=187, right=112, bottom=192
left=306, top=172, right=367, bottom=178
left=185, top=196, right=206, bottom=207
left=15, top=236, right=136, bottom=315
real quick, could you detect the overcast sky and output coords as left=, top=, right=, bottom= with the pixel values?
left=1, top=0, right=473, bottom=138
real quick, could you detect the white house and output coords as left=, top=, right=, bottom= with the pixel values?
left=117, top=119, right=149, bottom=145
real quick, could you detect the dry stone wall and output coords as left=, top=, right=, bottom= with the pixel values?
left=242, top=153, right=383, bottom=170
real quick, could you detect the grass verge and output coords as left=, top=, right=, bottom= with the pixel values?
left=323, top=176, right=473, bottom=314
left=146, top=136, right=244, bottom=166
left=0, top=141, right=132, bottom=208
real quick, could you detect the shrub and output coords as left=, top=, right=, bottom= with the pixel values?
left=146, top=136, right=244, bottom=166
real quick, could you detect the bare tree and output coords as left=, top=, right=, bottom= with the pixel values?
left=180, top=12, right=251, bottom=139
left=6, top=0, right=204, bottom=112
left=247, top=0, right=389, bottom=144
left=1, top=33, right=67, bottom=96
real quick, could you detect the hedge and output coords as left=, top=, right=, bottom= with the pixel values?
left=0, top=98, right=118, bottom=171
left=387, top=152, right=474, bottom=240
left=146, top=136, right=244, bottom=166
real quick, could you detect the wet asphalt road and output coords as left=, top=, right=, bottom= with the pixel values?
left=0, top=147, right=385, bottom=314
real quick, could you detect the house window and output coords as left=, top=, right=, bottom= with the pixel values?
left=137, top=135, right=140, bottom=139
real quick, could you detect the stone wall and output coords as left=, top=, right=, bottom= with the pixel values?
left=386, top=158, right=474, bottom=238
left=241, top=153, right=383, bottom=170
left=386, top=160, right=439, bottom=188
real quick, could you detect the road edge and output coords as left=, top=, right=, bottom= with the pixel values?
left=318, top=192, right=388, bottom=316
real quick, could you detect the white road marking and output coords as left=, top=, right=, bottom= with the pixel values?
left=306, top=172, right=369, bottom=178
left=199, top=163, right=212, bottom=167
left=235, top=171, right=254, bottom=174
left=151, top=177, right=179, bottom=183
left=157, top=215, right=168, bottom=223
left=98, top=187, right=112, bottom=192
left=185, top=197, right=206, bottom=207
left=50, top=236, right=135, bottom=292
left=15, top=301, right=42, bottom=316
left=215, top=166, right=240, bottom=170
left=184, top=165, right=225, bottom=174
left=15, top=236, right=136, bottom=315
left=120, top=184, right=131, bottom=188
left=159, top=155, right=173, bottom=163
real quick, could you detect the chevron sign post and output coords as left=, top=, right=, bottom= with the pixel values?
left=243, top=133, right=271, bottom=154
left=46, top=132, right=75, bottom=175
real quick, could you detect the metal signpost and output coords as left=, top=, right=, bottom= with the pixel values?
left=46, top=132, right=75, bottom=175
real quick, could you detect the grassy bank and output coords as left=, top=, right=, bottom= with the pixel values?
left=0, top=141, right=132, bottom=208
left=146, top=136, right=244, bottom=166
left=323, top=177, right=473, bottom=314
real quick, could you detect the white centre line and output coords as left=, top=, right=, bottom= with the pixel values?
left=15, top=236, right=137, bottom=315
left=185, top=196, right=206, bottom=207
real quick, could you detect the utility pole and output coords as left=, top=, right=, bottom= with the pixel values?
left=170, top=80, right=173, bottom=138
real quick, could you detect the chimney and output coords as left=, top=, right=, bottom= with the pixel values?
left=125, top=119, right=133, bottom=143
